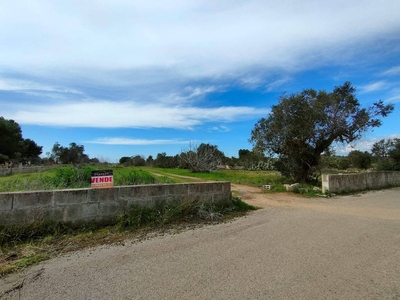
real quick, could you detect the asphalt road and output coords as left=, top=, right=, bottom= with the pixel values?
left=1, top=187, right=400, bottom=299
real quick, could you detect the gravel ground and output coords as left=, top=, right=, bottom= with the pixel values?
left=1, top=187, right=400, bottom=299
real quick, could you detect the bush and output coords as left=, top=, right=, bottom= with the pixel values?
left=52, top=166, right=94, bottom=188
left=115, top=169, right=157, bottom=186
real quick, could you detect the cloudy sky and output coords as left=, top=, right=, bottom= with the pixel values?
left=1, top=0, right=400, bottom=162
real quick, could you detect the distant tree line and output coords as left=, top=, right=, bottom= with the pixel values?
left=317, top=139, right=399, bottom=172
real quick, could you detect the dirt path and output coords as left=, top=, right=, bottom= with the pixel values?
left=232, top=184, right=400, bottom=220
left=2, top=186, right=400, bottom=299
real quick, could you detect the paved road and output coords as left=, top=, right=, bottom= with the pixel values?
left=1, top=187, right=400, bottom=299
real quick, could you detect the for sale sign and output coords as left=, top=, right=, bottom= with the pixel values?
left=91, top=170, right=113, bottom=188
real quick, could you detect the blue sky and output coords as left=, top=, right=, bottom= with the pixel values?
left=1, top=1, right=400, bottom=162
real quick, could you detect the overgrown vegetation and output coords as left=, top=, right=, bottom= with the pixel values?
left=0, top=166, right=175, bottom=192
left=146, top=167, right=287, bottom=186
left=0, top=197, right=256, bottom=277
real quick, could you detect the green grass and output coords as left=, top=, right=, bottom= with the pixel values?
left=0, top=166, right=176, bottom=192
left=145, top=167, right=288, bottom=187
left=0, top=166, right=288, bottom=192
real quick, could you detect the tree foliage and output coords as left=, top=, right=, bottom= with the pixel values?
left=0, top=117, right=42, bottom=163
left=236, top=149, right=273, bottom=170
left=119, top=155, right=146, bottom=166
left=347, top=150, right=372, bottom=169
left=250, top=82, right=394, bottom=182
left=51, top=142, right=89, bottom=165
left=152, top=152, right=175, bottom=168
left=371, top=138, right=400, bottom=170
left=180, top=142, right=224, bottom=172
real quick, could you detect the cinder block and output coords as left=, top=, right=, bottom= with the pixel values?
left=188, top=183, right=204, bottom=194
left=214, top=192, right=231, bottom=203
left=118, top=185, right=147, bottom=200
left=0, top=207, right=63, bottom=226
left=0, top=193, right=13, bottom=211
left=42, top=207, right=64, bottom=222
left=62, top=203, right=99, bottom=222
left=127, top=198, right=154, bottom=209
left=87, top=188, right=118, bottom=203
left=213, top=182, right=223, bottom=192
left=54, top=188, right=88, bottom=205
left=147, top=185, right=168, bottom=197
left=98, top=202, right=124, bottom=218
left=0, top=210, right=28, bottom=226
left=13, top=191, right=54, bottom=209
left=164, top=184, right=188, bottom=197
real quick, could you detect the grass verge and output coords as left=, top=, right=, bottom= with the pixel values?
left=0, top=197, right=256, bottom=278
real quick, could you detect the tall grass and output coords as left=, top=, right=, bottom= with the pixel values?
left=147, top=167, right=288, bottom=186
left=0, top=166, right=175, bottom=192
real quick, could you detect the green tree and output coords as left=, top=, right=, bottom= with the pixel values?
left=0, top=117, right=22, bottom=161
left=19, top=138, right=43, bottom=163
left=250, top=82, right=394, bottom=182
left=146, top=155, right=154, bottom=166
left=372, top=138, right=400, bottom=170
left=51, top=142, right=89, bottom=165
left=347, top=150, right=372, bottom=169
left=371, top=139, right=393, bottom=159
left=154, top=152, right=178, bottom=168
left=132, top=155, right=146, bottom=166
left=0, top=117, right=42, bottom=163
left=119, top=156, right=132, bottom=165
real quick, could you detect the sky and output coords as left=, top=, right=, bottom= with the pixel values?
left=1, top=0, right=400, bottom=163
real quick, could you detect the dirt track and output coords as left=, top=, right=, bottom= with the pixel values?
left=1, top=186, right=400, bottom=299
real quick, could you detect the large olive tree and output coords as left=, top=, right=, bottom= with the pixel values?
left=250, top=82, right=394, bottom=182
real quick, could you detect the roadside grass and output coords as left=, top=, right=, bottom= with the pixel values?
left=0, top=197, right=256, bottom=277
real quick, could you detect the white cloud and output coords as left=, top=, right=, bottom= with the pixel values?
left=4, top=100, right=268, bottom=129
left=265, top=77, right=291, bottom=92
left=0, top=78, right=83, bottom=94
left=185, top=86, right=220, bottom=99
left=86, top=138, right=189, bottom=145
left=382, top=66, right=400, bottom=76
left=360, top=81, right=387, bottom=93
left=210, top=125, right=230, bottom=132
left=239, top=76, right=264, bottom=90
left=1, top=0, right=399, bottom=80
left=387, top=95, right=400, bottom=103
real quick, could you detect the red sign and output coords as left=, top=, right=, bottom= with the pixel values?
left=91, top=170, right=113, bottom=188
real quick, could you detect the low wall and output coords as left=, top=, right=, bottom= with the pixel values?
left=0, top=182, right=231, bottom=226
left=322, top=171, right=400, bottom=194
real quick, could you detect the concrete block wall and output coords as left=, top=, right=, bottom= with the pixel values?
left=322, top=171, right=400, bottom=194
left=0, top=182, right=231, bottom=226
